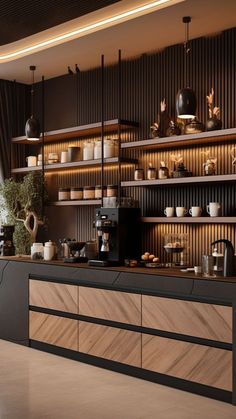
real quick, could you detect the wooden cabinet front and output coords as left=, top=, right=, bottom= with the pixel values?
left=29, top=311, right=78, bottom=351
left=79, top=287, right=141, bottom=325
left=29, top=280, right=78, bottom=314
left=142, top=334, right=232, bottom=391
left=79, top=321, right=141, bottom=367
left=142, top=295, right=232, bottom=343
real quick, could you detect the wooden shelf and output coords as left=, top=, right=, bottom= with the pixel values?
left=11, top=119, right=138, bottom=144
left=141, top=217, right=236, bottom=224
left=11, top=157, right=137, bottom=174
left=121, top=127, right=236, bottom=151
left=121, top=174, right=236, bottom=187
left=49, top=200, right=101, bottom=206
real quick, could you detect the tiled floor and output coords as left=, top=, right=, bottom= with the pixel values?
left=0, top=339, right=235, bottom=419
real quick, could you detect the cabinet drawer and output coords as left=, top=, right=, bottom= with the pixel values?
left=142, top=295, right=232, bottom=343
left=79, top=322, right=141, bottom=367
left=29, top=311, right=78, bottom=351
left=29, top=280, right=78, bottom=314
left=79, top=287, right=141, bottom=325
left=142, top=334, right=232, bottom=391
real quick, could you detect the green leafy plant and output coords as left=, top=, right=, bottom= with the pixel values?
left=0, top=172, right=46, bottom=254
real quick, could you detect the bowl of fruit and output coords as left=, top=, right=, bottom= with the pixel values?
left=141, top=252, right=160, bottom=267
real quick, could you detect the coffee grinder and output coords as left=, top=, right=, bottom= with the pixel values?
left=88, top=207, right=140, bottom=266
left=0, top=225, right=15, bottom=256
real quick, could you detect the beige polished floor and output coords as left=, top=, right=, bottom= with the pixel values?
left=0, top=340, right=235, bottom=419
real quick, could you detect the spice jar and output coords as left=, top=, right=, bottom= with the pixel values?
left=158, top=161, right=169, bottom=179
left=104, top=138, right=115, bottom=158
left=44, top=241, right=55, bottom=261
left=107, top=185, right=118, bottom=197
left=134, top=168, right=144, bottom=181
left=83, top=186, right=95, bottom=200
left=94, top=140, right=102, bottom=159
left=58, top=188, right=70, bottom=201
left=83, top=141, right=94, bottom=160
left=31, top=243, right=44, bottom=260
left=95, top=185, right=107, bottom=199
left=147, top=162, right=157, bottom=180
left=70, top=187, right=83, bottom=200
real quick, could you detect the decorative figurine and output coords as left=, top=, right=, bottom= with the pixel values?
left=201, top=150, right=217, bottom=176
left=170, top=153, right=192, bottom=177
left=166, top=120, right=181, bottom=137
left=206, top=88, right=222, bottom=131
left=185, top=116, right=205, bottom=134
left=230, top=147, right=236, bottom=168
left=150, top=99, right=171, bottom=138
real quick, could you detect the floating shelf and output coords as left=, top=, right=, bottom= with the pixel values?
left=11, top=157, right=137, bottom=174
left=11, top=119, right=138, bottom=144
left=49, top=200, right=101, bottom=207
left=121, top=127, right=236, bottom=151
left=141, top=217, right=236, bottom=224
left=121, top=173, right=236, bottom=187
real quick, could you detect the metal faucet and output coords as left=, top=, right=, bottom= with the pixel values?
left=211, top=239, right=235, bottom=277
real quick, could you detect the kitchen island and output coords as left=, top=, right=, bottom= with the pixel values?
left=0, top=257, right=235, bottom=404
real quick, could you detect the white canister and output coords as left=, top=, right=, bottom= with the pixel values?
left=83, top=141, right=94, bottom=160
left=26, top=156, right=37, bottom=167
left=61, top=151, right=69, bottom=163
left=94, top=140, right=102, bottom=159
left=104, top=139, right=115, bottom=158
left=31, top=243, right=44, bottom=260
left=44, top=241, right=55, bottom=261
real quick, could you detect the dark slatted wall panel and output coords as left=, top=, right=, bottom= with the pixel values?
left=38, top=28, right=236, bottom=265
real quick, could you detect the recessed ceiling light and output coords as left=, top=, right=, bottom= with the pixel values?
left=0, top=0, right=179, bottom=62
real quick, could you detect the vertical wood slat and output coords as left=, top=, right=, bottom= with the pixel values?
left=39, top=28, right=236, bottom=264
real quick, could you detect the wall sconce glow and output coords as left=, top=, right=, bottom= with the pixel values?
left=0, top=0, right=176, bottom=62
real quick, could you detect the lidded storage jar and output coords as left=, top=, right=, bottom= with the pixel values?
left=94, top=140, right=102, bottom=159
left=107, top=184, right=118, bottom=197
left=83, top=141, right=94, bottom=160
left=83, top=186, right=95, bottom=200
left=58, top=188, right=70, bottom=201
left=70, top=187, right=83, bottom=200
left=31, top=243, right=44, bottom=260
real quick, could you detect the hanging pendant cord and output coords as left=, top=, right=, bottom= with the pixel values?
left=30, top=65, right=36, bottom=117
left=183, top=16, right=191, bottom=87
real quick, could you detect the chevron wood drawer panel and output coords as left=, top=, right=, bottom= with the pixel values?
left=29, top=280, right=78, bottom=314
left=142, top=296, right=232, bottom=343
left=79, top=287, right=141, bottom=325
left=29, top=311, right=78, bottom=351
left=142, top=334, right=232, bottom=391
left=79, top=322, right=141, bottom=367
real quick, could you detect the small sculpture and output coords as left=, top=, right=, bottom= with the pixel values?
left=170, top=153, right=192, bottom=177
left=166, top=120, right=181, bottom=137
left=185, top=116, right=205, bottom=134
left=201, top=150, right=217, bottom=176
left=230, top=147, right=236, bottom=167
left=206, top=88, right=222, bottom=131
left=150, top=99, right=171, bottom=138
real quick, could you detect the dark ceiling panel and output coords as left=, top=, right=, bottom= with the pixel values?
left=0, top=0, right=120, bottom=46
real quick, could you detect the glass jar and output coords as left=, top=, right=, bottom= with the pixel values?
left=83, top=186, right=95, bottom=200
left=83, top=141, right=94, bottom=160
left=158, top=165, right=169, bottom=179
left=94, top=140, right=102, bottom=159
left=95, top=185, right=107, bottom=199
left=104, top=139, right=115, bottom=158
left=58, top=188, right=70, bottom=201
left=147, top=164, right=157, bottom=180
left=70, top=187, right=83, bottom=200
left=107, top=185, right=118, bottom=197
left=31, top=243, right=44, bottom=260
left=134, top=168, right=144, bottom=181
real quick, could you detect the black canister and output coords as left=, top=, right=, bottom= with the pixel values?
left=68, top=146, right=80, bottom=162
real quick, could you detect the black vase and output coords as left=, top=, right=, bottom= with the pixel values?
left=206, top=117, right=222, bottom=131
left=25, top=115, right=40, bottom=140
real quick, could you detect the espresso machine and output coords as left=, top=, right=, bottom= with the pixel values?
left=0, top=225, right=15, bottom=256
left=88, top=208, right=140, bottom=266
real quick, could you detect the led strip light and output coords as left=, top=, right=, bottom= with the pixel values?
left=0, top=0, right=178, bottom=62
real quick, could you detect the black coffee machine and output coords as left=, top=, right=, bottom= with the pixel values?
left=88, top=207, right=140, bottom=266
left=0, top=225, right=15, bottom=256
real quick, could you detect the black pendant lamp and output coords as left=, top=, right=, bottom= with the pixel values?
left=176, top=16, right=197, bottom=119
left=25, top=65, right=40, bottom=141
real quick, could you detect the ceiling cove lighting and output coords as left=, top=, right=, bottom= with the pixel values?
left=0, top=0, right=177, bottom=62
left=25, top=66, right=40, bottom=141
left=176, top=16, right=197, bottom=119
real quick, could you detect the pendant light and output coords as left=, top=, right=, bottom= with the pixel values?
left=25, top=65, right=40, bottom=141
left=176, top=16, right=197, bottom=119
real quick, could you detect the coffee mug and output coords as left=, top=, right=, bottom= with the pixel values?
left=164, top=207, right=175, bottom=217
left=189, top=206, right=202, bottom=217
left=176, top=207, right=188, bottom=217
left=61, top=151, right=68, bottom=163
left=26, top=156, right=37, bottom=167
left=207, top=202, right=221, bottom=217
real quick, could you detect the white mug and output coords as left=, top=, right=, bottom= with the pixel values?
left=207, top=202, right=221, bottom=217
left=164, top=207, right=175, bottom=217
left=61, top=151, right=69, bottom=163
left=26, top=156, right=37, bottom=167
left=189, top=206, right=202, bottom=217
left=176, top=207, right=188, bottom=217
